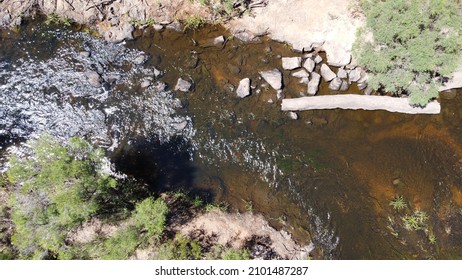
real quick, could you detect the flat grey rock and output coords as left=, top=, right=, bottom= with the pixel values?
left=282, top=57, right=302, bottom=70
left=291, top=69, right=309, bottom=79
left=314, top=55, right=323, bottom=64
left=259, top=69, right=283, bottom=90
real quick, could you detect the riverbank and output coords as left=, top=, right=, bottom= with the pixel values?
left=0, top=0, right=362, bottom=66
left=2, top=0, right=461, bottom=104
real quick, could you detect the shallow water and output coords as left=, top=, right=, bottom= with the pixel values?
left=1, top=21, right=462, bottom=259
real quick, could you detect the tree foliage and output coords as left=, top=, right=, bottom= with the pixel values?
left=7, top=135, right=117, bottom=259
left=132, top=197, right=168, bottom=241
left=354, top=0, right=462, bottom=106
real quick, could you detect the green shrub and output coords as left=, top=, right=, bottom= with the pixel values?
left=183, top=16, right=206, bottom=30
left=221, top=247, right=251, bottom=260
left=132, top=197, right=168, bottom=240
left=100, top=226, right=140, bottom=260
left=7, top=135, right=118, bottom=259
left=156, top=234, right=202, bottom=260
left=389, top=195, right=407, bottom=211
left=205, top=244, right=251, bottom=260
left=354, top=0, right=462, bottom=106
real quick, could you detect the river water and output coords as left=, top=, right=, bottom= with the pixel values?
left=1, top=21, right=462, bottom=259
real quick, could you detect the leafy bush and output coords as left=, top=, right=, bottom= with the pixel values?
left=100, top=226, right=140, bottom=260
left=132, top=197, right=168, bottom=240
left=221, top=247, right=251, bottom=260
left=7, top=135, right=118, bottom=259
left=183, top=16, right=206, bottom=30
left=354, top=0, right=462, bottom=106
left=155, top=234, right=202, bottom=260
left=205, top=244, right=251, bottom=260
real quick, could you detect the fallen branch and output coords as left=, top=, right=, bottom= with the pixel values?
left=281, top=94, right=441, bottom=114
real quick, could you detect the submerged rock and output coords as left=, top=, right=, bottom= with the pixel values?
left=213, top=36, right=225, bottom=46
left=259, top=69, right=283, bottom=90
left=288, top=112, right=299, bottom=120
left=133, top=55, right=146, bottom=65
left=85, top=70, right=102, bottom=87
left=282, top=57, right=302, bottom=70
left=236, top=78, right=251, bottom=98
left=140, top=79, right=152, bottom=88
left=234, top=31, right=261, bottom=43
left=153, top=67, right=163, bottom=78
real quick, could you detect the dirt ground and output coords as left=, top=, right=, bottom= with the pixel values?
left=179, top=210, right=313, bottom=260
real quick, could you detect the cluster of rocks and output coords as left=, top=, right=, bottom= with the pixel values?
left=230, top=52, right=368, bottom=102
left=281, top=54, right=369, bottom=95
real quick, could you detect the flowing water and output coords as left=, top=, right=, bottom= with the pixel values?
left=1, top=20, right=462, bottom=259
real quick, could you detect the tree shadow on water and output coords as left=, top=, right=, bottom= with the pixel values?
left=111, top=136, right=197, bottom=194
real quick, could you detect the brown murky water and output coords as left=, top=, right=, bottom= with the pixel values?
left=2, top=21, right=462, bottom=259
left=124, top=24, right=462, bottom=259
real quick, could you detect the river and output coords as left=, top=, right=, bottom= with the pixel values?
left=1, top=20, right=462, bottom=259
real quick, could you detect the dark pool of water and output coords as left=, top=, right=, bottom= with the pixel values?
left=2, top=21, right=462, bottom=259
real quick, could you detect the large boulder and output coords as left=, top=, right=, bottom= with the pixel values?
left=236, top=78, right=251, bottom=98
left=226, top=0, right=363, bottom=68
left=260, top=69, right=283, bottom=90
left=307, top=72, right=321, bottom=95
left=282, top=57, right=302, bottom=70
left=325, top=42, right=352, bottom=67
left=320, top=64, right=336, bottom=82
